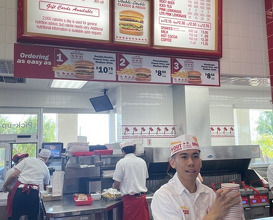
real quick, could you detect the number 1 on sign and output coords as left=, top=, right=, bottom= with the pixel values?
left=56, top=53, right=63, bottom=63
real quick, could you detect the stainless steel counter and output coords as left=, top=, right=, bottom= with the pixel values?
left=42, top=194, right=122, bottom=220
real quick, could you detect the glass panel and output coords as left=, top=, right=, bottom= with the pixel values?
left=0, top=114, right=38, bottom=134
left=249, top=109, right=273, bottom=165
left=43, top=114, right=57, bottom=142
left=0, top=147, right=5, bottom=185
left=43, top=113, right=110, bottom=145
left=12, top=143, right=37, bottom=159
left=78, top=114, right=109, bottom=145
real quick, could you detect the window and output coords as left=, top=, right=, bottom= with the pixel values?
left=0, top=114, right=38, bottom=135
left=43, top=113, right=110, bottom=146
left=249, top=109, right=273, bottom=165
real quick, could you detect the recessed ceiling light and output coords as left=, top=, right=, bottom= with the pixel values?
left=50, top=79, right=87, bottom=89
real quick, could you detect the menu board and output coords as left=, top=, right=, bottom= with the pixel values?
left=171, top=58, right=219, bottom=85
left=154, top=0, right=218, bottom=52
left=24, top=0, right=110, bottom=42
left=14, top=43, right=220, bottom=86
left=14, top=44, right=116, bottom=81
left=117, top=54, right=170, bottom=83
left=18, top=0, right=222, bottom=58
left=114, top=0, right=150, bottom=45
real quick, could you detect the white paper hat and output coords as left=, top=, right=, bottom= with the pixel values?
left=39, top=149, right=51, bottom=158
left=120, top=139, right=138, bottom=149
left=170, top=134, right=200, bottom=157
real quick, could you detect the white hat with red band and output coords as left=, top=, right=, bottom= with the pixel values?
left=170, top=134, right=200, bottom=157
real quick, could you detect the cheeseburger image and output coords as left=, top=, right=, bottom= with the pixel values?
left=119, top=10, right=144, bottom=36
left=135, top=68, right=151, bottom=81
left=74, top=60, right=95, bottom=79
left=187, top=71, right=202, bottom=84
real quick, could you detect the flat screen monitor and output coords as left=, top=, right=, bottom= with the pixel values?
left=89, top=95, right=113, bottom=112
left=42, top=142, right=63, bottom=159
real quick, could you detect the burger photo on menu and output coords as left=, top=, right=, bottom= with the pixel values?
left=187, top=71, right=202, bottom=84
left=119, top=10, right=144, bottom=36
left=74, top=60, right=95, bottom=79
left=135, top=68, right=151, bottom=81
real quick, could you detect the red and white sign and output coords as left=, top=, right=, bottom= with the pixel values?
left=210, top=125, right=235, bottom=137
left=14, top=43, right=220, bottom=86
left=122, top=125, right=176, bottom=139
left=14, top=44, right=116, bottom=81
left=114, top=0, right=150, bottom=45
left=154, top=0, right=218, bottom=52
left=117, top=53, right=171, bottom=83
left=172, top=58, right=220, bottom=86
left=25, top=0, right=110, bottom=42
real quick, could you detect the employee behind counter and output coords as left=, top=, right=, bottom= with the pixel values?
left=151, top=134, right=243, bottom=220
left=3, top=149, right=51, bottom=220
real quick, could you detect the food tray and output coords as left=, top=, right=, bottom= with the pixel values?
left=72, top=151, right=94, bottom=156
left=93, top=149, right=113, bottom=155
left=101, top=192, right=122, bottom=201
left=74, top=194, right=93, bottom=206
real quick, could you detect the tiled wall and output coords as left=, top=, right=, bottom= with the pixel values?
left=118, top=84, right=174, bottom=148
left=0, top=0, right=16, bottom=60
left=221, top=0, right=269, bottom=78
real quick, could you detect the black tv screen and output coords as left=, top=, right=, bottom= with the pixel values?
left=42, top=142, right=63, bottom=159
left=89, top=95, right=114, bottom=112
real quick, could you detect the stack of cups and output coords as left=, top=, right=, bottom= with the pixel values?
left=221, top=183, right=244, bottom=220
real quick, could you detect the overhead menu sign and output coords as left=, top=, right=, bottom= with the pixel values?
left=154, top=0, right=218, bottom=52
left=14, top=43, right=220, bottom=86
left=114, top=0, right=150, bottom=45
left=24, top=0, right=110, bottom=42
left=117, top=54, right=171, bottom=83
left=18, top=0, right=222, bottom=57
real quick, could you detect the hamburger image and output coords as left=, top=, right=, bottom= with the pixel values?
left=187, top=71, right=202, bottom=84
left=119, top=10, right=144, bottom=36
left=74, top=60, right=95, bottom=79
left=135, top=68, right=151, bottom=81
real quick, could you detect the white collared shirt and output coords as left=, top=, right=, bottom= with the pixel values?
left=151, top=173, right=216, bottom=220
left=113, top=153, right=148, bottom=196
left=267, top=163, right=273, bottom=190
left=15, top=157, right=50, bottom=188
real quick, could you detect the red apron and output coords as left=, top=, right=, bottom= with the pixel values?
left=6, top=181, right=40, bottom=217
left=122, top=194, right=150, bottom=220
left=6, top=181, right=21, bottom=217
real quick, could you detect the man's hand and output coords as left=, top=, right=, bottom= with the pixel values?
left=203, top=188, right=241, bottom=220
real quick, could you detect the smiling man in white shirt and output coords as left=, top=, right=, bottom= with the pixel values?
left=151, top=134, right=242, bottom=220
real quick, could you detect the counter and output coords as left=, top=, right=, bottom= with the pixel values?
left=42, top=194, right=123, bottom=220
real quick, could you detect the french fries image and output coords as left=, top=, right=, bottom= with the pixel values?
left=171, top=71, right=188, bottom=78
left=117, top=68, right=136, bottom=75
left=52, top=64, right=75, bottom=72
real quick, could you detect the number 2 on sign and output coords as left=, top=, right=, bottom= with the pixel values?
left=120, top=58, right=126, bottom=67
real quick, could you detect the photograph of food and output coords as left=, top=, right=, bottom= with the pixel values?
left=135, top=68, right=151, bottom=81
left=187, top=71, right=202, bottom=84
left=172, top=71, right=188, bottom=82
left=74, top=60, right=95, bottom=79
left=119, top=10, right=144, bottom=36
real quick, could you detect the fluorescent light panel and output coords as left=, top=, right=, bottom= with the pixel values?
left=50, top=79, right=87, bottom=89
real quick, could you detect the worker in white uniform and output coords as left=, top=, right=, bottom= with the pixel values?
left=5, top=153, right=29, bottom=192
left=267, top=163, right=273, bottom=191
left=5, top=153, right=29, bottom=219
left=112, top=139, right=150, bottom=220
left=151, top=134, right=242, bottom=220
left=3, top=149, right=51, bottom=220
